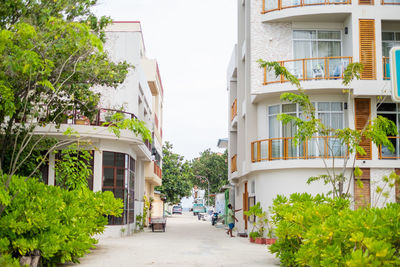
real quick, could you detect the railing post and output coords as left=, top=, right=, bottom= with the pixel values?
left=278, top=0, right=282, bottom=10
left=264, top=66, right=267, bottom=85
left=284, top=138, right=288, bottom=160
left=325, top=58, right=328, bottom=79
left=268, top=139, right=272, bottom=161
left=257, top=141, right=261, bottom=162
left=302, top=59, right=306, bottom=80
left=280, top=62, right=284, bottom=83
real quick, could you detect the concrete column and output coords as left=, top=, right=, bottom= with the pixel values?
left=48, top=152, right=55, bottom=186
left=93, top=150, right=103, bottom=192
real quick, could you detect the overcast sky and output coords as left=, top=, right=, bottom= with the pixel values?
left=93, top=0, right=237, bottom=161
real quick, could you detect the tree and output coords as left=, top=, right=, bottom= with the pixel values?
left=0, top=0, right=152, bottom=180
left=191, top=149, right=228, bottom=199
left=257, top=60, right=398, bottom=200
left=155, top=142, right=192, bottom=204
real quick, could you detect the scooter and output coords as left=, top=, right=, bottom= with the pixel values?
left=211, top=212, right=218, bottom=225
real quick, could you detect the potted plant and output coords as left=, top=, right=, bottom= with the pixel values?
left=245, top=202, right=274, bottom=245
left=249, top=231, right=260, bottom=243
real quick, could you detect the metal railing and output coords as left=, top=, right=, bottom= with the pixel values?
left=251, top=136, right=348, bottom=162
left=231, top=99, right=238, bottom=121
left=383, top=56, right=390, bottom=80
left=262, top=0, right=351, bottom=13
left=379, top=137, right=400, bottom=159
left=70, top=108, right=137, bottom=126
left=381, top=0, right=400, bottom=4
left=231, top=154, right=237, bottom=173
left=263, top=56, right=352, bottom=85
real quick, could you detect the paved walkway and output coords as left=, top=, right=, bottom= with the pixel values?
left=65, top=213, right=279, bottom=267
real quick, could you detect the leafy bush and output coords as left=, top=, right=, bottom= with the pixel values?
left=0, top=254, right=21, bottom=267
left=269, top=193, right=350, bottom=266
left=270, top=193, right=400, bottom=266
left=249, top=231, right=261, bottom=239
left=0, top=174, right=123, bottom=266
left=296, top=203, right=400, bottom=266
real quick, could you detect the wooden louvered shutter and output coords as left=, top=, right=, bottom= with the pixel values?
left=243, top=182, right=248, bottom=230
left=354, top=168, right=371, bottom=209
left=359, top=20, right=376, bottom=79
left=355, top=98, right=372, bottom=159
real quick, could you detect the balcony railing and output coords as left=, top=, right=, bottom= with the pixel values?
left=231, top=154, right=237, bottom=173
left=231, top=99, right=238, bottom=121
left=70, top=108, right=137, bottom=126
left=262, top=0, right=351, bottom=13
left=154, top=161, right=162, bottom=178
left=381, top=0, right=400, bottom=4
left=263, top=56, right=352, bottom=85
left=379, top=137, right=400, bottom=159
left=251, top=136, right=347, bottom=162
left=383, top=56, right=390, bottom=80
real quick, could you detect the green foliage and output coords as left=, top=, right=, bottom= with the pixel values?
left=142, top=195, right=150, bottom=227
left=269, top=193, right=349, bottom=266
left=269, top=193, right=400, bottom=266
left=244, top=202, right=271, bottom=237
left=103, top=112, right=152, bottom=143
left=135, top=214, right=144, bottom=232
left=0, top=0, right=130, bottom=175
left=54, top=143, right=93, bottom=190
left=0, top=174, right=123, bottom=265
left=191, top=149, right=228, bottom=199
left=155, top=142, right=192, bottom=204
left=249, top=231, right=261, bottom=239
left=0, top=254, right=21, bottom=267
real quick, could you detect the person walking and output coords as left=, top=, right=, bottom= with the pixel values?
left=226, top=204, right=241, bottom=237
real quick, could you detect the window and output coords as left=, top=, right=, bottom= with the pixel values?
left=268, top=102, right=345, bottom=159
left=377, top=103, right=400, bottom=159
left=382, top=32, right=400, bottom=58
left=292, top=30, right=343, bottom=78
left=103, top=152, right=135, bottom=225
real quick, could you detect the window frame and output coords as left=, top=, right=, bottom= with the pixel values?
left=292, top=29, right=343, bottom=59
left=382, top=31, right=400, bottom=57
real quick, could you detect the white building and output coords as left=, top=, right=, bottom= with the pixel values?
left=36, top=21, right=164, bottom=237
left=227, top=0, right=400, bottom=234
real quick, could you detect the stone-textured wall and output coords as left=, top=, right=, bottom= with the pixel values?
left=250, top=0, right=292, bottom=93
left=370, top=168, right=396, bottom=208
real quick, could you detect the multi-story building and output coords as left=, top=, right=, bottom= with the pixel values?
left=227, top=0, right=400, bottom=233
left=36, top=21, right=163, bottom=237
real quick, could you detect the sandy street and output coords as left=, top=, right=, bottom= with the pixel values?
left=65, top=213, right=279, bottom=267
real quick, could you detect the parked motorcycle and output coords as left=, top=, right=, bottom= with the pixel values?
left=211, top=212, right=218, bottom=225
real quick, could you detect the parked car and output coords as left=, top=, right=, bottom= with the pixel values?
left=172, top=205, right=183, bottom=214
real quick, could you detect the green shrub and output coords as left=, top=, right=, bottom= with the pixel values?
left=296, top=203, right=400, bottom=266
left=249, top=231, right=261, bottom=239
left=0, top=174, right=123, bottom=266
left=268, top=193, right=350, bottom=266
left=0, top=254, right=21, bottom=267
left=270, top=193, right=400, bottom=266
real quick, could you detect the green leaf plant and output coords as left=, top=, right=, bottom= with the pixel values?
left=257, top=59, right=398, bottom=201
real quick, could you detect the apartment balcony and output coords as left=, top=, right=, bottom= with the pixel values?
left=261, top=0, right=351, bottom=22
left=381, top=0, right=400, bottom=4
left=231, top=154, right=238, bottom=173
left=145, top=161, right=162, bottom=186
left=231, top=99, right=238, bottom=121
left=251, top=136, right=348, bottom=162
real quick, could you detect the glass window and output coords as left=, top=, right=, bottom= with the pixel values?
left=382, top=32, right=400, bottom=57
left=102, top=152, right=136, bottom=225
left=293, top=30, right=341, bottom=59
left=377, top=103, right=400, bottom=159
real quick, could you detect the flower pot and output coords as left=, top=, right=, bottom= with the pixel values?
left=255, top=237, right=266, bottom=244
left=249, top=237, right=255, bottom=243
left=265, top=238, right=276, bottom=245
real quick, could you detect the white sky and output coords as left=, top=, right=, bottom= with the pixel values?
left=93, top=0, right=237, bottom=161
